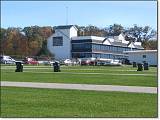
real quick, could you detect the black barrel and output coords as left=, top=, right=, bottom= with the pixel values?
left=133, top=62, right=137, bottom=67
left=144, top=62, right=149, bottom=70
left=137, top=63, right=143, bottom=71
left=15, top=62, right=23, bottom=72
left=53, top=62, right=60, bottom=72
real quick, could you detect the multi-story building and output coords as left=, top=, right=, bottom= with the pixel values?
left=47, top=25, right=144, bottom=60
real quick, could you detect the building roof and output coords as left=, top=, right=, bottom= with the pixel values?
left=55, top=25, right=78, bottom=31
left=72, top=36, right=105, bottom=41
left=134, top=45, right=144, bottom=49
left=123, top=50, right=157, bottom=53
left=110, top=42, right=128, bottom=47
left=72, top=35, right=144, bottom=48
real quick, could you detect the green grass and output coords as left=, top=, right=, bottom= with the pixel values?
left=1, top=87, right=157, bottom=117
left=1, top=65, right=157, bottom=87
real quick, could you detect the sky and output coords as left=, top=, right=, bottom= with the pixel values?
left=1, top=1, right=157, bottom=30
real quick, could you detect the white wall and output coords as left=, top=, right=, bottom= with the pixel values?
left=47, top=26, right=77, bottom=60
left=134, top=42, right=141, bottom=46
left=70, top=27, right=77, bottom=38
left=128, top=42, right=135, bottom=48
left=113, top=34, right=129, bottom=44
left=126, top=52, right=157, bottom=65
left=103, top=39, right=111, bottom=45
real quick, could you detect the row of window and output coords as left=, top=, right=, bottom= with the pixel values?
left=72, top=53, right=92, bottom=58
left=72, top=53, right=124, bottom=59
left=92, top=53, right=112, bottom=59
left=92, top=44, right=136, bottom=52
left=72, top=43, right=91, bottom=50
left=72, top=43, right=138, bottom=53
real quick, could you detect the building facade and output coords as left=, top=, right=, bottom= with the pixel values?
left=47, top=25, right=144, bottom=60
left=123, top=50, right=157, bottom=66
left=47, top=25, right=78, bottom=59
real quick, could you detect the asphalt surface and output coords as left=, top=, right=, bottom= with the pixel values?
left=1, top=81, right=157, bottom=94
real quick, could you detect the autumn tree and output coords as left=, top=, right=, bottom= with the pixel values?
left=22, top=26, right=53, bottom=56
left=76, top=25, right=105, bottom=36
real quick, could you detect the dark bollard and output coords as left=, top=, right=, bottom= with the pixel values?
left=137, top=63, right=143, bottom=71
left=53, top=62, right=60, bottom=72
left=133, top=62, right=137, bottom=67
left=144, top=62, right=149, bottom=70
left=15, top=62, right=23, bottom=72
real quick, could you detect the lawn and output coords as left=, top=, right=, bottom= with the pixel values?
left=1, top=65, right=157, bottom=87
left=1, top=87, right=157, bottom=118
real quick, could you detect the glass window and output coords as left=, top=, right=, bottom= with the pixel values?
left=143, top=55, right=146, bottom=58
left=85, top=44, right=91, bottom=49
left=113, top=46, right=115, bottom=52
left=53, top=37, right=63, bottom=46
left=110, top=46, right=112, bottom=51
left=108, top=54, right=110, bottom=58
left=105, top=46, right=107, bottom=51
left=108, top=46, right=110, bottom=51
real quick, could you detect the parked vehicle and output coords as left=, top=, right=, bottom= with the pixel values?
left=50, top=61, right=60, bottom=66
left=97, top=58, right=122, bottom=66
left=23, top=57, right=39, bottom=65
left=0, top=55, right=16, bottom=64
left=80, top=58, right=96, bottom=65
left=38, top=60, right=50, bottom=65
left=64, top=59, right=72, bottom=65
left=110, top=59, right=122, bottom=66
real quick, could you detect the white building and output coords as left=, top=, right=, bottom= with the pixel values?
left=47, top=25, right=78, bottom=60
left=47, top=25, right=144, bottom=60
left=123, top=50, right=157, bottom=66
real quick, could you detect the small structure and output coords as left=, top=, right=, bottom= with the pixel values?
left=15, top=62, right=23, bottom=72
left=137, top=63, right=143, bottom=71
left=53, top=62, right=60, bottom=72
left=124, top=50, right=157, bottom=66
left=144, top=62, right=149, bottom=70
left=133, top=62, right=137, bottom=67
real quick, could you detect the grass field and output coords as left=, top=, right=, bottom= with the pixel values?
left=1, top=87, right=157, bottom=117
left=1, top=65, right=157, bottom=87
left=1, top=65, right=157, bottom=117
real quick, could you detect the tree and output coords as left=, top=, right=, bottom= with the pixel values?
left=76, top=25, right=105, bottom=36
left=142, top=40, right=157, bottom=50
left=124, top=25, right=157, bottom=42
left=37, top=40, right=53, bottom=57
left=104, top=24, right=124, bottom=36
left=0, top=28, right=7, bottom=54
left=22, top=26, right=53, bottom=56
left=1, top=27, right=26, bottom=55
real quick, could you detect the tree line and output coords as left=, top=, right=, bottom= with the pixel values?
left=0, top=24, right=157, bottom=57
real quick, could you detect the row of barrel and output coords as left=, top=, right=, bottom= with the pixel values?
left=14, top=61, right=149, bottom=72
left=133, top=62, right=149, bottom=71
left=15, top=62, right=61, bottom=72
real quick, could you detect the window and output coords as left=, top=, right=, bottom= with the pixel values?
left=143, top=55, right=146, bottom=58
left=108, top=46, right=110, bottom=51
left=53, top=37, right=63, bottom=46
left=85, top=44, right=91, bottom=49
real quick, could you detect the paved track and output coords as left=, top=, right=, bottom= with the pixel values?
left=1, top=81, right=157, bottom=94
